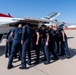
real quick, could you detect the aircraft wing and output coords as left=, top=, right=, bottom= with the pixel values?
left=9, top=12, right=60, bottom=26
left=6, top=17, right=50, bottom=27
left=0, top=12, right=60, bottom=41
left=0, top=12, right=60, bottom=27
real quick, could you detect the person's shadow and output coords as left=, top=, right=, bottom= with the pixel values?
left=60, top=48, right=76, bottom=60
left=67, top=37, right=74, bottom=39
left=69, top=48, right=76, bottom=57
left=0, top=46, right=5, bottom=57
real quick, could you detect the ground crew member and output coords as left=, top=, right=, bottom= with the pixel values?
left=5, top=40, right=8, bottom=58
left=19, top=25, right=32, bottom=69
left=64, top=33, right=70, bottom=58
left=53, top=24, right=60, bottom=54
left=31, top=26, right=36, bottom=50
left=7, top=29, right=14, bottom=56
left=57, top=27, right=65, bottom=56
left=49, top=25, right=58, bottom=60
left=41, top=25, right=50, bottom=64
left=5, top=29, right=13, bottom=58
left=7, top=24, right=23, bottom=69
left=33, top=28, right=40, bottom=64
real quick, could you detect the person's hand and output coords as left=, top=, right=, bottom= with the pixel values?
left=63, top=39, right=65, bottom=42
left=36, top=41, right=38, bottom=45
left=46, top=42, right=48, bottom=46
left=21, top=40, right=24, bottom=45
left=6, top=39, right=8, bottom=42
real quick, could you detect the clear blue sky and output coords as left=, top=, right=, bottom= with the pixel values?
left=0, top=0, right=76, bottom=23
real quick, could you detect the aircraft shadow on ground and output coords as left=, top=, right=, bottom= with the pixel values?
left=0, top=46, right=5, bottom=57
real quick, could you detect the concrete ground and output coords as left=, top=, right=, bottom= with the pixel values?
left=0, top=30, right=76, bottom=75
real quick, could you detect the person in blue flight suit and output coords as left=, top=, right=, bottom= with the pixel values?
left=5, top=29, right=13, bottom=58
left=7, top=24, right=23, bottom=69
left=49, top=25, right=58, bottom=60
left=5, top=39, right=8, bottom=58
left=56, top=26, right=66, bottom=56
left=57, top=24, right=70, bottom=57
left=33, top=27, right=40, bottom=64
left=64, top=33, right=70, bottom=58
left=41, top=25, right=50, bottom=64
left=7, top=29, right=14, bottom=56
left=53, top=24, right=60, bottom=54
left=19, top=25, right=32, bottom=69
left=60, top=25, right=70, bottom=57
left=31, top=26, right=36, bottom=50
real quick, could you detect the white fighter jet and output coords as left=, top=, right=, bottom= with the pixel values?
left=0, top=12, right=60, bottom=40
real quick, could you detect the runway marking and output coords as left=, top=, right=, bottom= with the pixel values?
left=34, top=66, right=50, bottom=75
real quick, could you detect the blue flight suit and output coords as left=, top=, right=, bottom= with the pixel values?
left=58, top=27, right=70, bottom=57
left=57, top=28, right=65, bottom=56
left=42, top=29, right=50, bottom=63
left=21, top=25, right=32, bottom=68
left=49, top=29, right=58, bottom=59
left=32, top=29, right=36, bottom=50
left=54, top=30, right=60, bottom=54
left=7, top=29, right=14, bottom=56
left=64, top=35, right=70, bottom=57
left=5, top=42, right=8, bottom=57
left=8, top=27, right=23, bottom=68
left=5, top=29, right=13, bottom=57
left=34, top=28, right=40, bottom=63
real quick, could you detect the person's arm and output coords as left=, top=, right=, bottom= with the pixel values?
left=6, top=30, right=11, bottom=42
left=61, top=30, right=65, bottom=42
left=46, top=33, right=49, bottom=46
left=36, top=32, right=39, bottom=45
left=10, top=29, right=15, bottom=39
left=21, top=27, right=26, bottom=44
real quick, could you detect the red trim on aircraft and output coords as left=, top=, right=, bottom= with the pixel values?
left=0, top=13, right=13, bottom=18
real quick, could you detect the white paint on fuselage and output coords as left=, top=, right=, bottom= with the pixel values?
left=0, top=17, right=21, bottom=34
left=0, top=27, right=15, bottom=34
left=0, top=17, right=22, bottom=25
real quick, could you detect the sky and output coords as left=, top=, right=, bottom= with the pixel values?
left=0, top=0, right=76, bottom=23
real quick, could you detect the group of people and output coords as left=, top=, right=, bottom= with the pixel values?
left=5, top=23, right=70, bottom=70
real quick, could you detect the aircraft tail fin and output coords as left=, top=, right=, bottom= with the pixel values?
left=8, top=13, right=13, bottom=17
left=0, top=13, right=13, bottom=17
left=45, top=12, right=60, bottom=20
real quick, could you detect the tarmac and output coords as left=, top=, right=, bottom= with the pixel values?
left=0, top=30, right=76, bottom=75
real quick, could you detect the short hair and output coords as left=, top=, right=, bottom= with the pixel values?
left=41, top=25, right=46, bottom=27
